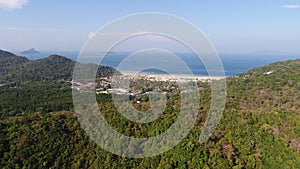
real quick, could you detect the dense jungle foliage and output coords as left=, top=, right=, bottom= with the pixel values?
left=0, top=50, right=299, bottom=168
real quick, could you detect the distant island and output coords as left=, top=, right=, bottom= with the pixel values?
left=21, top=48, right=40, bottom=55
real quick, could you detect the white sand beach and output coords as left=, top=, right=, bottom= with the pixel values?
left=119, top=72, right=225, bottom=82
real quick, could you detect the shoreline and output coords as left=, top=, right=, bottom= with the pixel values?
left=118, top=71, right=226, bottom=82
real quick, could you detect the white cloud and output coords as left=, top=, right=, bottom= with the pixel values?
left=0, top=0, right=28, bottom=10
left=88, top=32, right=96, bottom=39
left=283, top=5, right=300, bottom=9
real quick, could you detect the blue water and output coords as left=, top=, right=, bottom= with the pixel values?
left=20, top=51, right=300, bottom=76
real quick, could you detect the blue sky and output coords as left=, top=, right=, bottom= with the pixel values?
left=0, top=0, right=300, bottom=55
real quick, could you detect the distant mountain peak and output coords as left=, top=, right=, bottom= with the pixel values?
left=48, top=54, right=69, bottom=58
left=21, top=48, right=40, bottom=55
left=42, top=54, right=74, bottom=63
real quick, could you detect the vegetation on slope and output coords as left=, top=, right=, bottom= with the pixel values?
left=0, top=50, right=118, bottom=84
left=0, top=51, right=299, bottom=168
left=0, top=50, right=118, bottom=117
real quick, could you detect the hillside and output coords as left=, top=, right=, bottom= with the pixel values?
left=226, top=59, right=300, bottom=155
left=0, top=57, right=300, bottom=168
left=0, top=50, right=29, bottom=73
left=12, top=55, right=75, bottom=82
left=0, top=50, right=118, bottom=84
left=0, top=49, right=29, bottom=66
left=229, top=59, right=300, bottom=113
left=0, top=50, right=118, bottom=117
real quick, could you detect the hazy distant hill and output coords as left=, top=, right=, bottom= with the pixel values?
left=21, top=48, right=40, bottom=55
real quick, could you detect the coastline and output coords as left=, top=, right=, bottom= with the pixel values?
left=119, top=71, right=226, bottom=82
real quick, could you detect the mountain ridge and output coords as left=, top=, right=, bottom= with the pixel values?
left=0, top=49, right=119, bottom=83
left=0, top=49, right=29, bottom=70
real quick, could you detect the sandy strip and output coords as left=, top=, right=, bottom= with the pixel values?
left=118, top=72, right=225, bottom=82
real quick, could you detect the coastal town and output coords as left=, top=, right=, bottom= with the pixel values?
left=70, top=73, right=223, bottom=98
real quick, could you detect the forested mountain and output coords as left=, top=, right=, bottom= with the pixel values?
left=0, top=50, right=118, bottom=83
left=0, top=50, right=118, bottom=117
left=0, top=50, right=29, bottom=74
left=0, top=50, right=29, bottom=66
left=0, top=52, right=299, bottom=168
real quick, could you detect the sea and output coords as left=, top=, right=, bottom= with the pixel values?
left=20, top=51, right=300, bottom=76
